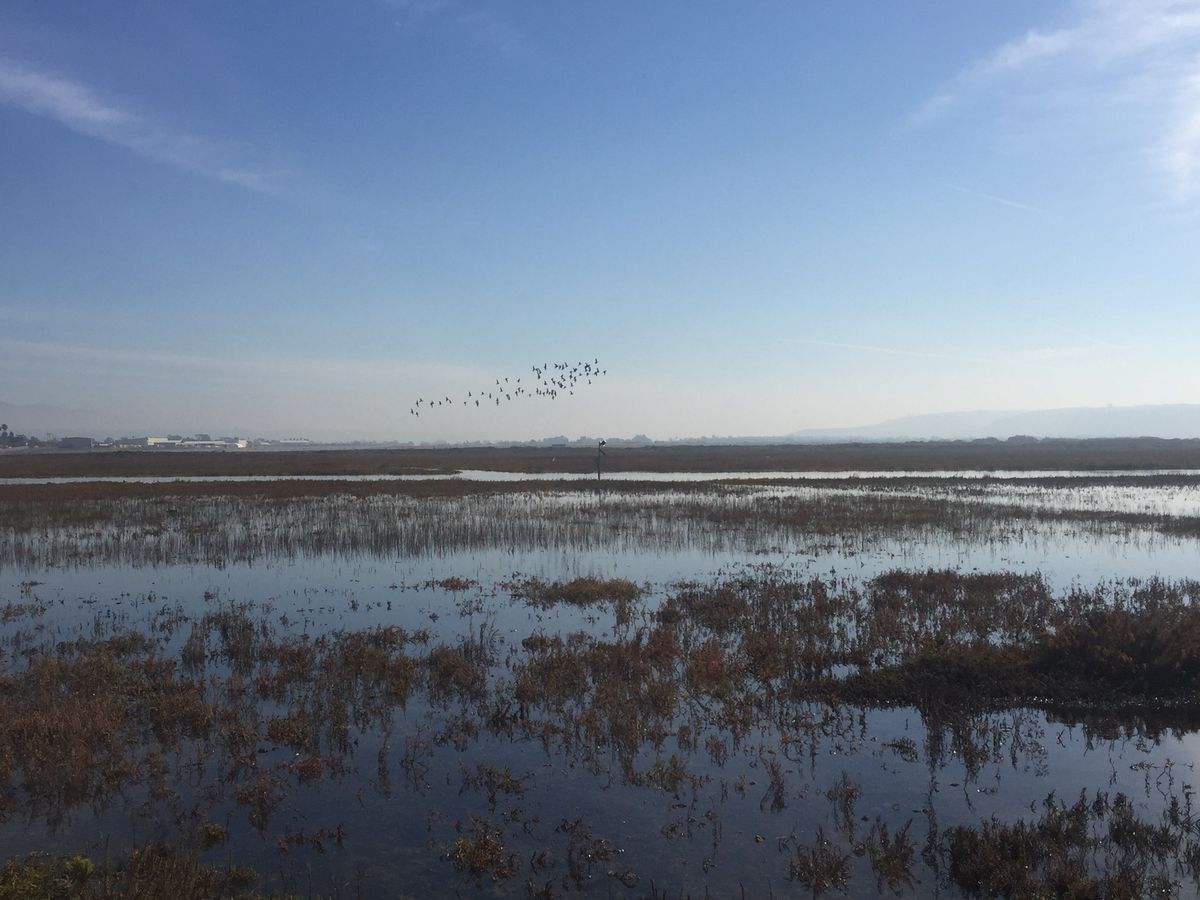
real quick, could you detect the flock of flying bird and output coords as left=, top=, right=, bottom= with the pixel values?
left=409, top=359, right=607, bottom=417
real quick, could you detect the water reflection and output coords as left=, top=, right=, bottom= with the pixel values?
left=4, top=466, right=1200, bottom=485
left=3, top=479, right=1200, bottom=896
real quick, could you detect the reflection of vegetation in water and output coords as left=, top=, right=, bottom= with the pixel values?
left=5, top=566, right=1200, bottom=894
left=840, top=571, right=1200, bottom=709
left=0, top=845, right=268, bottom=900
left=944, top=790, right=1194, bottom=898
left=4, top=477, right=1200, bottom=568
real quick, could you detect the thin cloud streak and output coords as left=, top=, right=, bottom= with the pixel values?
left=943, top=182, right=1046, bottom=213
left=0, top=59, right=286, bottom=194
left=1159, top=67, right=1200, bottom=197
left=779, top=338, right=994, bottom=365
left=781, top=337, right=1107, bottom=368
left=1034, top=318, right=1129, bottom=352
left=0, top=338, right=481, bottom=384
left=912, top=0, right=1200, bottom=202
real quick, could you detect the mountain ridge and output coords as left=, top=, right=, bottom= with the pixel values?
left=790, top=404, right=1200, bottom=442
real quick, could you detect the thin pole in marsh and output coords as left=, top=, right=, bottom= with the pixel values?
left=594, top=439, right=607, bottom=483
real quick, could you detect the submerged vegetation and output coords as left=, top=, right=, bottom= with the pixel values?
left=3, top=473, right=1200, bottom=569
left=4, top=468, right=1200, bottom=895
left=3, top=560, right=1200, bottom=895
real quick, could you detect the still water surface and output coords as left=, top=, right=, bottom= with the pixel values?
left=1, top=479, right=1198, bottom=896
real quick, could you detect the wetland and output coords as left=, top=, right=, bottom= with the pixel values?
left=4, top=444, right=1200, bottom=897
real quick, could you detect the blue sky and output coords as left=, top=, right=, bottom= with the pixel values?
left=2, top=1, right=1199, bottom=440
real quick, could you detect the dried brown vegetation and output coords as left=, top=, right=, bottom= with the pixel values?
left=5, top=437, right=1200, bottom=478
left=942, top=790, right=1189, bottom=898
left=838, top=573, right=1200, bottom=710
left=5, top=473, right=1200, bottom=570
left=6, top=535, right=1200, bottom=895
left=510, top=576, right=642, bottom=609
left=0, top=635, right=211, bottom=825
left=447, top=817, right=517, bottom=882
left=0, top=845, right=272, bottom=899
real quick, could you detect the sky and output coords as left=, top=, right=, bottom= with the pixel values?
left=2, top=0, right=1200, bottom=441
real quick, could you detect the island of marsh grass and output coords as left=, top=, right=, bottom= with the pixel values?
left=5, top=567, right=1200, bottom=895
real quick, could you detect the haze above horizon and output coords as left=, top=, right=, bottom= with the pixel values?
left=2, top=1, right=1198, bottom=442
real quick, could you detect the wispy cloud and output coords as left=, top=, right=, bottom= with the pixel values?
left=913, top=0, right=1200, bottom=202
left=0, top=337, right=478, bottom=383
left=1159, top=66, right=1200, bottom=196
left=0, top=59, right=287, bottom=194
left=779, top=338, right=994, bottom=365
left=386, top=0, right=526, bottom=58
left=1034, top=318, right=1129, bottom=352
left=781, top=336, right=1109, bottom=367
left=1013, top=345, right=1093, bottom=362
left=942, top=182, right=1046, bottom=213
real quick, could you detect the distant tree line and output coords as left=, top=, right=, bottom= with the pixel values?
left=0, top=424, right=43, bottom=448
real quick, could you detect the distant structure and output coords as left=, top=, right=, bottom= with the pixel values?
left=146, top=435, right=249, bottom=449
left=58, top=436, right=93, bottom=451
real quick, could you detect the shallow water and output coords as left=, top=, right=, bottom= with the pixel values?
left=5, top=466, right=1200, bottom=484
left=2, top=478, right=1200, bottom=896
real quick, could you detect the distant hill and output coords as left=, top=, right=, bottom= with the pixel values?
left=791, top=404, right=1200, bottom=442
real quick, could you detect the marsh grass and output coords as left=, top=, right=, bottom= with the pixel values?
left=942, top=790, right=1186, bottom=898
left=789, top=829, right=850, bottom=893
left=16, top=469, right=1200, bottom=894
left=509, top=576, right=642, bottom=609
left=0, top=845, right=272, bottom=900
left=5, top=438, right=1200, bottom=479
left=863, top=819, right=915, bottom=894
left=839, top=573, right=1200, bottom=709
left=6, top=475, right=1200, bottom=569
left=4, top=564, right=1200, bottom=894
left=0, top=635, right=211, bottom=826
left=447, top=817, right=517, bottom=882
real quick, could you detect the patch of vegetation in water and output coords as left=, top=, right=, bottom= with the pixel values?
left=834, top=572, right=1200, bottom=711
left=4, top=566, right=1200, bottom=895
left=0, top=844, right=277, bottom=900
left=508, top=576, right=643, bottom=609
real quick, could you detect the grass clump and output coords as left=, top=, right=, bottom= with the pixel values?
left=427, top=644, right=485, bottom=698
left=0, top=638, right=211, bottom=824
left=447, top=817, right=517, bottom=882
left=0, top=845, right=285, bottom=899
left=831, top=574, right=1200, bottom=711
left=510, top=576, right=641, bottom=609
left=789, top=829, right=849, bottom=893
left=1035, top=604, right=1200, bottom=697
left=943, top=791, right=1179, bottom=898
left=433, top=576, right=477, bottom=592
left=659, top=584, right=748, bottom=632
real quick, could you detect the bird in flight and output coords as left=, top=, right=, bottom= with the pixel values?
left=407, top=358, right=608, bottom=420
